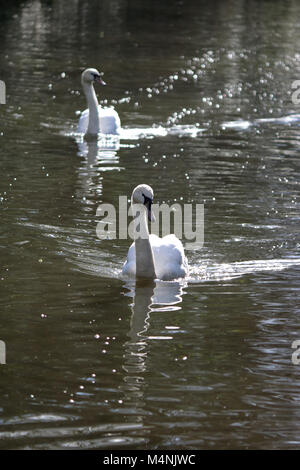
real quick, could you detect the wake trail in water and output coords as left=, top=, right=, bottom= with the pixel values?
left=221, top=113, right=300, bottom=131
left=188, top=258, right=300, bottom=283
left=19, top=222, right=300, bottom=283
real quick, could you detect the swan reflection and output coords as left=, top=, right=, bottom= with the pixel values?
left=74, top=135, right=121, bottom=198
left=76, top=135, right=120, bottom=165
left=122, top=279, right=186, bottom=384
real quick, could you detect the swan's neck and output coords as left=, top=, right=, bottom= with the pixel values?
left=133, top=204, right=156, bottom=279
left=82, top=81, right=100, bottom=135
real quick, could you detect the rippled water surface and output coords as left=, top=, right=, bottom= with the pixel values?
left=1, top=0, right=300, bottom=450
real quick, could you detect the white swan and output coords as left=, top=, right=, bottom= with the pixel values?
left=122, top=184, right=188, bottom=281
left=77, top=68, right=121, bottom=136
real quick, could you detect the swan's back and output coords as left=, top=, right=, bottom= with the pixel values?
left=122, top=234, right=188, bottom=281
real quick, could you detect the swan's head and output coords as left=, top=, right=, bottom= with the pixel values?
left=81, top=68, right=106, bottom=86
left=131, top=184, right=155, bottom=222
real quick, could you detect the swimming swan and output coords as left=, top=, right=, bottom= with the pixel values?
left=122, top=184, right=188, bottom=281
left=77, top=68, right=121, bottom=136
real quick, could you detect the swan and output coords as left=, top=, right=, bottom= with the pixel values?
left=122, top=184, right=188, bottom=281
left=77, top=68, right=121, bottom=136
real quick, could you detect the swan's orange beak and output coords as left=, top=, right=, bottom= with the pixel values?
left=95, top=76, right=106, bottom=86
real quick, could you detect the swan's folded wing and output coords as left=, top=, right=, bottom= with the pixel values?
left=150, top=234, right=188, bottom=280
left=99, top=108, right=121, bottom=135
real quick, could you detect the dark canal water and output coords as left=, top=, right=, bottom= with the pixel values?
left=1, top=0, right=300, bottom=449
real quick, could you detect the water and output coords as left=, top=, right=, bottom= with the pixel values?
left=1, top=0, right=300, bottom=449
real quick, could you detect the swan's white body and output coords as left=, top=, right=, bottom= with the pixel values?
left=77, top=107, right=121, bottom=135
left=77, top=68, right=121, bottom=136
left=122, top=185, right=188, bottom=281
left=123, top=233, right=188, bottom=281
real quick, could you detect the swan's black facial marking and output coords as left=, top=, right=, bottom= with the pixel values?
left=142, top=193, right=153, bottom=205
left=142, top=193, right=153, bottom=222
